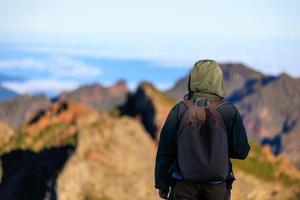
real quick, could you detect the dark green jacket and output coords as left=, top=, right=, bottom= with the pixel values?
left=155, top=60, right=250, bottom=190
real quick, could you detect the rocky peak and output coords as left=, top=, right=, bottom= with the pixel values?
left=0, top=94, right=51, bottom=128
left=119, top=81, right=174, bottom=139
left=59, top=80, right=128, bottom=111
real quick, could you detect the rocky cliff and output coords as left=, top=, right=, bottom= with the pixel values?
left=59, top=80, right=128, bottom=112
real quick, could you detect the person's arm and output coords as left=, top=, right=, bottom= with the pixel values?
left=229, top=108, right=250, bottom=159
left=155, top=104, right=180, bottom=193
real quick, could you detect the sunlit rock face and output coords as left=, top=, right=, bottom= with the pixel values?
left=119, top=82, right=174, bottom=140
left=57, top=112, right=157, bottom=200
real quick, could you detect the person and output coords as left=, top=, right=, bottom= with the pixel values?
left=155, top=60, right=250, bottom=200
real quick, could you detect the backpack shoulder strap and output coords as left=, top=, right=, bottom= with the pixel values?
left=208, top=100, right=227, bottom=128
left=181, top=100, right=194, bottom=110
left=175, top=100, right=194, bottom=145
left=216, top=101, right=230, bottom=110
left=210, top=100, right=230, bottom=110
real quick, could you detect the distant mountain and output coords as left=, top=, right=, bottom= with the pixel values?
left=231, top=73, right=300, bottom=168
left=0, top=86, right=18, bottom=101
left=0, top=73, right=23, bottom=101
left=0, top=80, right=128, bottom=128
left=166, top=63, right=264, bottom=102
left=0, top=95, right=50, bottom=128
left=59, top=80, right=128, bottom=112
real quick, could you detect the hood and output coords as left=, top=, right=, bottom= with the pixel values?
left=187, top=60, right=225, bottom=101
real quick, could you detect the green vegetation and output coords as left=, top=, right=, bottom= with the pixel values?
left=0, top=122, right=77, bottom=155
left=232, top=142, right=300, bottom=187
left=288, top=191, right=300, bottom=200
left=65, top=133, right=78, bottom=146
left=233, top=155, right=275, bottom=181
left=278, top=172, right=300, bottom=186
left=32, top=122, right=69, bottom=150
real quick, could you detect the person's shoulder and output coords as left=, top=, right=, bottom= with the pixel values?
left=169, top=101, right=188, bottom=115
left=173, top=101, right=187, bottom=109
left=217, top=101, right=238, bottom=115
left=219, top=101, right=236, bottom=109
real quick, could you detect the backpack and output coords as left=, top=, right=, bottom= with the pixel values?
left=176, top=99, right=229, bottom=183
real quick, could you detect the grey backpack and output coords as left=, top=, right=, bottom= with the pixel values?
left=177, top=99, right=229, bottom=183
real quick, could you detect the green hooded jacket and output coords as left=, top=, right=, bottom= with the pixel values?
left=155, top=60, right=250, bottom=191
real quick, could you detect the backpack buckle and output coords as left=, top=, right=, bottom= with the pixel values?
left=193, top=97, right=210, bottom=108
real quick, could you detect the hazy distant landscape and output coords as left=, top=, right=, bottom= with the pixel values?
left=1, top=0, right=299, bottom=199
left=0, top=62, right=300, bottom=200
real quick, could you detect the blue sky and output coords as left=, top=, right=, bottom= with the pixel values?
left=0, top=0, right=299, bottom=95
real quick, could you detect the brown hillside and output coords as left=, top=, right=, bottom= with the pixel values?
left=59, top=80, right=128, bottom=112
left=0, top=94, right=50, bottom=128
left=25, top=101, right=96, bottom=136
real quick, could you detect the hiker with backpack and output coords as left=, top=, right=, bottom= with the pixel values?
left=155, top=60, right=250, bottom=200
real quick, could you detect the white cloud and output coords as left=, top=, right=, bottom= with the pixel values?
left=7, top=43, right=195, bottom=68
left=0, top=56, right=103, bottom=95
left=2, top=36, right=300, bottom=77
left=0, top=56, right=102, bottom=78
left=49, top=56, right=102, bottom=78
left=0, top=58, right=43, bottom=69
left=2, top=79, right=79, bottom=95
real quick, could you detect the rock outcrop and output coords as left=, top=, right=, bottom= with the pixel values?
left=57, top=112, right=157, bottom=200
left=120, top=82, right=174, bottom=139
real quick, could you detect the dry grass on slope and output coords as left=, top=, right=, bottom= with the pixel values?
left=0, top=122, right=15, bottom=147
left=0, top=101, right=95, bottom=154
left=139, top=82, right=175, bottom=137
left=232, top=142, right=300, bottom=200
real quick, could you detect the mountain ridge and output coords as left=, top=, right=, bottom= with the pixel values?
left=1, top=95, right=299, bottom=199
left=59, top=80, right=128, bottom=112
